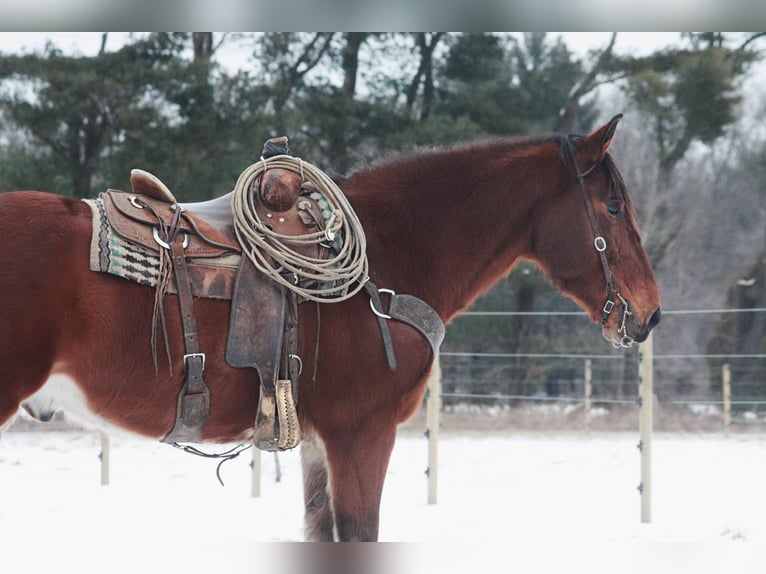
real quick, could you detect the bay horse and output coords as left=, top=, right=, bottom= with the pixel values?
left=0, top=114, right=660, bottom=541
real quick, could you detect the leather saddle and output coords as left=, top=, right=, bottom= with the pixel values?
left=96, top=161, right=325, bottom=450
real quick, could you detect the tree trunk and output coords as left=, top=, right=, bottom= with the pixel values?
left=341, top=33, right=367, bottom=98
left=405, top=33, right=444, bottom=121
left=192, top=32, right=214, bottom=61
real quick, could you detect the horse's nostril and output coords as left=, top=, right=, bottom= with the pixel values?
left=39, top=410, right=55, bottom=422
left=648, top=307, right=661, bottom=331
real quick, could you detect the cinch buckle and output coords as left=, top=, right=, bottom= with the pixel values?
left=184, top=352, right=206, bottom=372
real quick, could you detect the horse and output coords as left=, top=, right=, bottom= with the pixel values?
left=0, top=114, right=660, bottom=541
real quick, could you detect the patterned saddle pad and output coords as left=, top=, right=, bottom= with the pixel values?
left=85, top=196, right=240, bottom=300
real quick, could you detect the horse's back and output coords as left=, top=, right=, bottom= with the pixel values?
left=0, top=191, right=94, bottom=313
left=0, top=190, right=93, bottom=250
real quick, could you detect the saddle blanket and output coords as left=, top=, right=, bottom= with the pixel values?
left=84, top=197, right=240, bottom=300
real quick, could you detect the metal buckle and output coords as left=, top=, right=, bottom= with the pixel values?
left=602, top=299, right=615, bottom=316
left=184, top=352, right=206, bottom=372
left=369, top=288, right=395, bottom=320
left=594, top=236, right=607, bottom=252
left=288, top=353, right=303, bottom=376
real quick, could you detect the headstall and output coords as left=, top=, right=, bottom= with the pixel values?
left=566, top=139, right=633, bottom=348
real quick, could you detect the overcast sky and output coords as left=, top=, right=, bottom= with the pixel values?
left=0, top=32, right=688, bottom=63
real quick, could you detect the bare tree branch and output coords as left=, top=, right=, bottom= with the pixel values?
left=558, top=32, right=617, bottom=132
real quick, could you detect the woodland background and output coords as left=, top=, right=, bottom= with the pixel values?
left=1, top=32, right=765, bottom=404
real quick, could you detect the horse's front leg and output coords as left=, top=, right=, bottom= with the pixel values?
left=300, top=430, right=336, bottom=541
left=321, top=420, right=398, bottom=542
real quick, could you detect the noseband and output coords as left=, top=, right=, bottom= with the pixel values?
left=566, top=140, right=633, bottom=348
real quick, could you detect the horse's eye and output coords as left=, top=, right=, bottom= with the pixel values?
left=607, top=201, right=622, bottom=217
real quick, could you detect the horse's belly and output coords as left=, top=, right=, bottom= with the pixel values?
left=22, top=372, right=159, bottom=439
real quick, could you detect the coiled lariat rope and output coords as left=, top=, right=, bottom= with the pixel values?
left=231, top=155, right=369, bottom=302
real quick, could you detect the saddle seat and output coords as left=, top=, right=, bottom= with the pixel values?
left=181, top=193, right=238, bottom=244
left=125, top=167, right=327, bottom=260
left=131, top=168, right=239, bottom=248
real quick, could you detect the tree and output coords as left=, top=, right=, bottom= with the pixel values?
left=0, top=34, right=180, bottom=198
left=255, top=33, right=335, bottom=136
left=612, top=35, right=757, bottom=182
left=405, top=32, right=445, bottom=122
left=557, top=33, right=617, bottom=133
left=437, top=33, right=586, bottom=136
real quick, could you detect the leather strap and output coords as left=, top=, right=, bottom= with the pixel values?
left=564, top=137, right=623, bottom=324
left=283, top=291, right=300, bottom=392
left=162, top=229, right=211, bottom=443
left=365, top=281, right=445, bottom=370
left=364, top=281, right=397, bottom=370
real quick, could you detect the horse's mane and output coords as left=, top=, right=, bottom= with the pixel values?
left=340, top=132, right=631, bottom=210
left=341, top=134, right=547, bottom=180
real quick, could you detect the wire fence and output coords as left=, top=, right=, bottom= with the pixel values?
left=438, top=307, right=766, bottom=431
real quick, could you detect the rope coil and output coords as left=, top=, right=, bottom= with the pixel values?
left=231, top=155, right=368, bottom=302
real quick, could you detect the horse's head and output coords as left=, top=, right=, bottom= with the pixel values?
left=528, top=115, right=661, bottom=347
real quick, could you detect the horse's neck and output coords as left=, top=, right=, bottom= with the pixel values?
left=352, top=146, right=555, bottom=322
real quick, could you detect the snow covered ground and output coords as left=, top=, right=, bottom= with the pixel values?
left=1, top=428, right=764, bottom=573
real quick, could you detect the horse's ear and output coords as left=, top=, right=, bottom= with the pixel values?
left=577, top=113, right=623, bottom=166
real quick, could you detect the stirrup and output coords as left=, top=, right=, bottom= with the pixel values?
left=253, top=392, right=279, bottom=451
left=253, top=380, right=301, bottom=452
left=276, top=379, right=301, bottom=450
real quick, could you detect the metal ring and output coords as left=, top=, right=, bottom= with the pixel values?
left=288, top=354, right=303, bottom=376
left=594, top=236, right=607, bottom=252
left=152, top=227, right=189, bottom=250
left=129, top=195, right=145, bottom=209
left=369, top=288, right=396, bottom=320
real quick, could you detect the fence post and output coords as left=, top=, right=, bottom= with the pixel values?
left=722, top=363, right=731, bottom=437
left=584, top=359, right=592, bottom=433
left=98, top=431, right=110, bottom=486
left=251, top=448, right=261, bottom=497
left=638, top=332, right=653, bottom=523
left=426, top=356, right=442, bottom=505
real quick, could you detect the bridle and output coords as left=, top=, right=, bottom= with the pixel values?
left=566, top=139, right=633, bottom=348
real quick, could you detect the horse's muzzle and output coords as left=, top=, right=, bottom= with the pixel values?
left=603, top=306, right=661, bottom=348
left=627, top=306, right=662, bottom=344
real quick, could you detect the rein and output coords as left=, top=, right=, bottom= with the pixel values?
left=565, top=138, right=633, bottom=348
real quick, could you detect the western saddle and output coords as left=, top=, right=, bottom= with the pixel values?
left=93, top=138, right=325, bottom=451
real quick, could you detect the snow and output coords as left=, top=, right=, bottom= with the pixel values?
left=1, top=429, right=764, bottom=572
